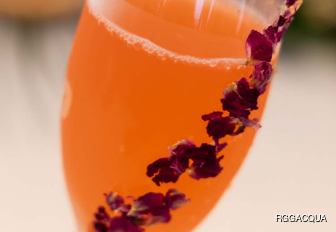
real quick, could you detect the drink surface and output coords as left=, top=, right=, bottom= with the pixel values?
left=62, top=0, right=271, bottom=231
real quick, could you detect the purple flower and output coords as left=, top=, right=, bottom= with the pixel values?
left=108, top=217, right=144, bottom=232
left=146, top=158, right=180, bottom=186
left=94, top=221, right=108, bottom=232
left=94, top=208, right=143, bottom=232
left=252, top=62, right=273, bottom=94
left=132, top=193, right=166, bottom=213
left=266, top=10, right=296, bottom=44
left=201, top=111, right=223, bottom=121
left=94, top=189, right=189, bottom=232
left=130, top=192, right=171, bottom=225
left=165, top=189, right=188, bottom=210
left=264, top=11, right=296, bottom=44
left=147, top=141, right=196, bottom=186
left=128, top=190, right=187, bottom=226
left=147, top=141, right=225, bottom=184
left=202, top=112, right=242, bottom=141
left=286, top=0, right=297, bottom=7
left=239, top=118, right=261, bottom=130
left=221, top=78, right=260, bottom=118
left=264, top=26, right=279, bottom=44
left=246, top=30, right=273, bottom=62
left=188, top=144, right=223, bottom=179
left=105, top=193, right=125, bottom=211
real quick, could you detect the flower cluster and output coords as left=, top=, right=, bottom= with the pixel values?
left=94, top=189, right=188, bottom=232
left=147, top=140, right=224, bottom=185
left=146, top=0, right=302, bottom=186
left=93, top=0, right=302, bottom=231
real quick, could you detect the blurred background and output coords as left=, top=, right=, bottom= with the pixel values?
left=0, top=0, right=335, bottom=231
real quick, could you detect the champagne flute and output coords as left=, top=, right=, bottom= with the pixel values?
left=62, top=0, right=297, bottom=231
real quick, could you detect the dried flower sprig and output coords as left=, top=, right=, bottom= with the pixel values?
left=94, top=189, right=188, bottom=232
left=146, top=0, right=302, bottom=186
left=94, top=0, right=302, bottom=231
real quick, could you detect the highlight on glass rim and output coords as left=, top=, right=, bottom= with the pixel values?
left=2, top=0, right=336, bottom=231
left=62, top=0, right=302, bottom=231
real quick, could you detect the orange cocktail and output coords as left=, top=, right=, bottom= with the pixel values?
left=62, top=0, right=280, bottom=231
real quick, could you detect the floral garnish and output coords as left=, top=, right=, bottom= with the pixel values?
left=246, top=30, right=273, bottom=62
left=188, top=143, right=224, bottom=180
left=146, top=140, right=195, bottom=186
left=286, top=0, right=297, bottom=7
left=221, top=77, right=260, bottom=118
left=94, top=189, right=188, bottom=232
left=146, top=0, right=302, bottom=186
left=202, top=112, right=242, bottom=141
left=252, top=62, right=273, bottom=94
left=94, top=1, right=302, bottom=231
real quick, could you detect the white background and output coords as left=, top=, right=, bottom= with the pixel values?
left=0, top=17, right=335, bottom=232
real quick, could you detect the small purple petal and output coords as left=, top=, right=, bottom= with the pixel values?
left=152, top=166, right=181, bottom=186
left=189, top=155, right=224, bottom=180
left=286, top=0, right=297, bottom=7
left=205, top=116, right=239, bottom=141
left=236, top=78, right=259, bottom=109
left=147, top=157, right=181, bottom=186
left=253, top=61, right=273, bottom=94
left=221, top=78, right=260, bottom=118
left=264, top=25, right=279, bottom=44
left=94, top=222, right=108, bottom=232
left=170, top=140, right=196, bottom=159
left=95, top=206, right=109, bottom=221
left=94, top=189, right=189, bottom=231
left=165, top=189, right=189, bottom=210
left=216, top=142, right=228, bottom=153
left=109, top=217, right=144, bottom=232
left=201, top=111, right=223, bottom=121
left=129, top=192, right=173, bottom=226
left=188, top=144, right=223, bottom=179
left=246, top=30, right=273, bottom=62
left=147, top=141, right=197, bottom=186
left=277, top=15, right=286, bottom=27
left=240, top=118, right=261, bottom=130
left=148, top=206, right=171, bottom=224
left=133, top=193, right=166, bottom=213
left=105, top=193, right=125, bottom=211
left=146, top=158, right=170, bottom=178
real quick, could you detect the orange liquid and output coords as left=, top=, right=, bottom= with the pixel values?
left=62, top=0, right=271, bottom=231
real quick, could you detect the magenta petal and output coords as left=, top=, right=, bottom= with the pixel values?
left=277, top=15, right=286, bottom=27
left=152, top=166, right=181, bottom=186
left=253, top=61, right=273, bottom=94
left=286, top=0, right=297, bottom=7
left=146, top=157, right=181, bottom=186
left=205, top=116, right=238, bottom=141
left=147, top=140, right=197, bottom=186
left=264, top=26, right=278, bottom=44
left=170, top=140, right=196, bottom=159
left=134, top=193, right=166, bottom=213
left=221, top=78, right=259, bottom=118
left=109, top=217, right=144, bottom=232
left=130, top=192, right=172, bottom=225
left=236, top=78, right=259, bottom=110
left=149, top=206, right=171, bottom=224
left=188, top=144, right=223, bottom=179
left=95, top=206, right=110, bottom=222
left=94, top=221, right=108, bottom=232
left=165, top=189, right=188, bottom=210
left=246, top=30, right=273, bottom=62
left=189, top=155, right=223, bottom=180
left=105, top=193, right=125, bottom=211
left=146, top=158, right=170, bottom=178
left=201, top=111, right=223, bottom=121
